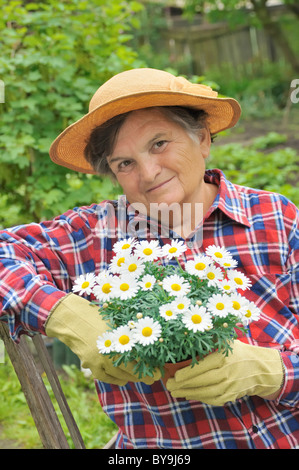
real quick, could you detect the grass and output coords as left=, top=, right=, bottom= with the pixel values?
left=0, top=352, right=118, bottom=449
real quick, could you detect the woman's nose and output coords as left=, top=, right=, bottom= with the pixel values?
left=139, top=155, right=162, bottom=182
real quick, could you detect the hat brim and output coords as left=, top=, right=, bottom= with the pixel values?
left=49, top=90, right=241, bottom=174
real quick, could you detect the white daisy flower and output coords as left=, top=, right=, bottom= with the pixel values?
left=205, top=245, right=232, bottom=264
left=72, top=273, right=96, bottom=296
left=138, top=274, right=156, bottom=291
left=93, top=271, right=115, bottom=301
left=162, top=274, right=191, bottom=297
left=228, top=293, right=250, bottom=317
left=161, top=240, right=187, bottom=259
left=110, top=275, right=139, bottom=300
left=109, top=252, right=128, bottom=274
left=113, top=325, right=136, bottom=352
left=134, top=240, right=162, bottom=261
left=206, top=293, right=231, bottom=318
left=96, top=332, right=116, bottom=354
left=227, top=270, right=252, bottom=290
left=185, top=255, right=212, bottom=278
left=237, top=301, right=261, bottom=325
left=182, top=305, right=213, bottom=332
left=216, top=279, right=237, bottom=294
left=171, top=296, right=191, bottom=313
left=159, top=303, right=179, bottom=321
left=133, top=316, right=162, bottom=345
left=119, top=255, right=145, bottom=278
left=205, top=265, right=224, bottom=286
left=112, top=238, right=136, bottom=254
left=220, top=257, right=238, bottom=269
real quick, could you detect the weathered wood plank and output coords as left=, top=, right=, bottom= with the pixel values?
left=0, top=322, right=69, bottom=449
left=32, top=334, right=85, bottom=449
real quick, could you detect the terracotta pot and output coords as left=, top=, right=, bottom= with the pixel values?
left=162, top=357, right=193, bottom=386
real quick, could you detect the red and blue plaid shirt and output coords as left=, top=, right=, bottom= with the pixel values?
left=1, top=169, right=299, bottom=448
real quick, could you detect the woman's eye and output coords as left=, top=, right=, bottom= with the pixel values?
left=153, top=140, right=168, bottom=151
left=118, top=160, right=132, bottom=170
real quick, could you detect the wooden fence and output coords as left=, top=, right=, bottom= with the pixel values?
left=160, top=5, right=293, bottom=78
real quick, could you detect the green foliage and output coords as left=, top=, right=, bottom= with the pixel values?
left=0, top=356, right=117, bottom=449
left=204, top=59, right=294, bottom=118
left=129, top=1, right=170, bottom=71
left=208, top=133, right=299, bottom=206
left=0, top=0, right=144, bottom=227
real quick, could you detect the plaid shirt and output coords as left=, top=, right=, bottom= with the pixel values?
left=1, top=169, right=299, bottom=449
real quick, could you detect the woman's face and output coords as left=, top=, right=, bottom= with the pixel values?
left=107, top=108, right=211, bottom=215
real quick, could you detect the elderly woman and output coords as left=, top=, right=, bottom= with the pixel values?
left=0, top=68, right=298, bottom=449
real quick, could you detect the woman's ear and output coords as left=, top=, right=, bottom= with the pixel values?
left=198, top=127, right=211, bottom=160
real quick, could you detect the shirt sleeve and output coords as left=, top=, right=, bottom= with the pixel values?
left=277, top=199, right=299, bottom=407
left=0, top=205, right=101, bottom=341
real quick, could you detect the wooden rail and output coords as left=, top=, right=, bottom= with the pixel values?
left=0, top=322, right=85, bottom=449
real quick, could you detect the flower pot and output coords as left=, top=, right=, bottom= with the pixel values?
left=162, top=357, right=193, bottom=386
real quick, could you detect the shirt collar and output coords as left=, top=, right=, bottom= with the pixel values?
left=204, top=169, right=251, bottom=227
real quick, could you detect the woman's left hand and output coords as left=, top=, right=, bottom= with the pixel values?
left=166, top=340, right=284, bottom=406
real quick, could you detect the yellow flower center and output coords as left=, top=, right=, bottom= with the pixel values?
left=101, top=283, right=111, bottom=294
left=143, top=248, right=153, bottom=256
left=245, top=310, right=252, bottom=318
left=119, top=335, right=130, bottom=345
left=216, top=302, right=225, bottom=310
left=234, top=277, right=243, bottom=285
left=214, top=251, right=223, bottom=258
left=195, top=262, right=206, bottom=271
left=145, top=282, right=152, bottom=288
left=191, top=314, right=202, bottom=324
left=223, top=284, right=230, bottom=290
left=171, top=283, right=181, bottom=291
left=122, top=243, right=130, bottom=250
left=117, top=257, right=125, bottom=267
left=142, top=327, right=153, bottom=337
left=207, top=272, right=215, bottom=280
left=177, top=303, right=184, bottom=310
left=81, top=281, right=90, bottom=289
left=104, top=339, right=112, bottom=348
left=232, top=301, right=241, bottom=310
left=165, top=310, right=173, bottom=317
left=169, top=247, right=177, bottom=253
left=128, top=263, right=137, bottom=272
left=120, top=282, right=130, bottom=291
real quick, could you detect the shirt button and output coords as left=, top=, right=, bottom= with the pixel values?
left=252, top=425, right=259, bottom=433
left=186, top=241, right=193, bottom=248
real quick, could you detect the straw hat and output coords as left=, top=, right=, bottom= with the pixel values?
left=49, top=68, right=241, bottom=174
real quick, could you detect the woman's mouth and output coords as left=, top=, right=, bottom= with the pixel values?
left=147, top=176, right=175, bottom=193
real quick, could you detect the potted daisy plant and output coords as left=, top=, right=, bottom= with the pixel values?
left=72, top=239, right=260, bottom=381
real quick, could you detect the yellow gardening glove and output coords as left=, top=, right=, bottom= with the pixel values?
left=166, top=340, right=284, bottom=406
left=45, top=293, right=160, bottom=385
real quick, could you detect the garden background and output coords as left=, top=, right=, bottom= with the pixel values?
left=0, top=0, right=298, bottom=448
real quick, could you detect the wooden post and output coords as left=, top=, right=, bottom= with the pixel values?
left=0, top=323, right=85, bottom=449
left=32, top=334, right=85, bottom=449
